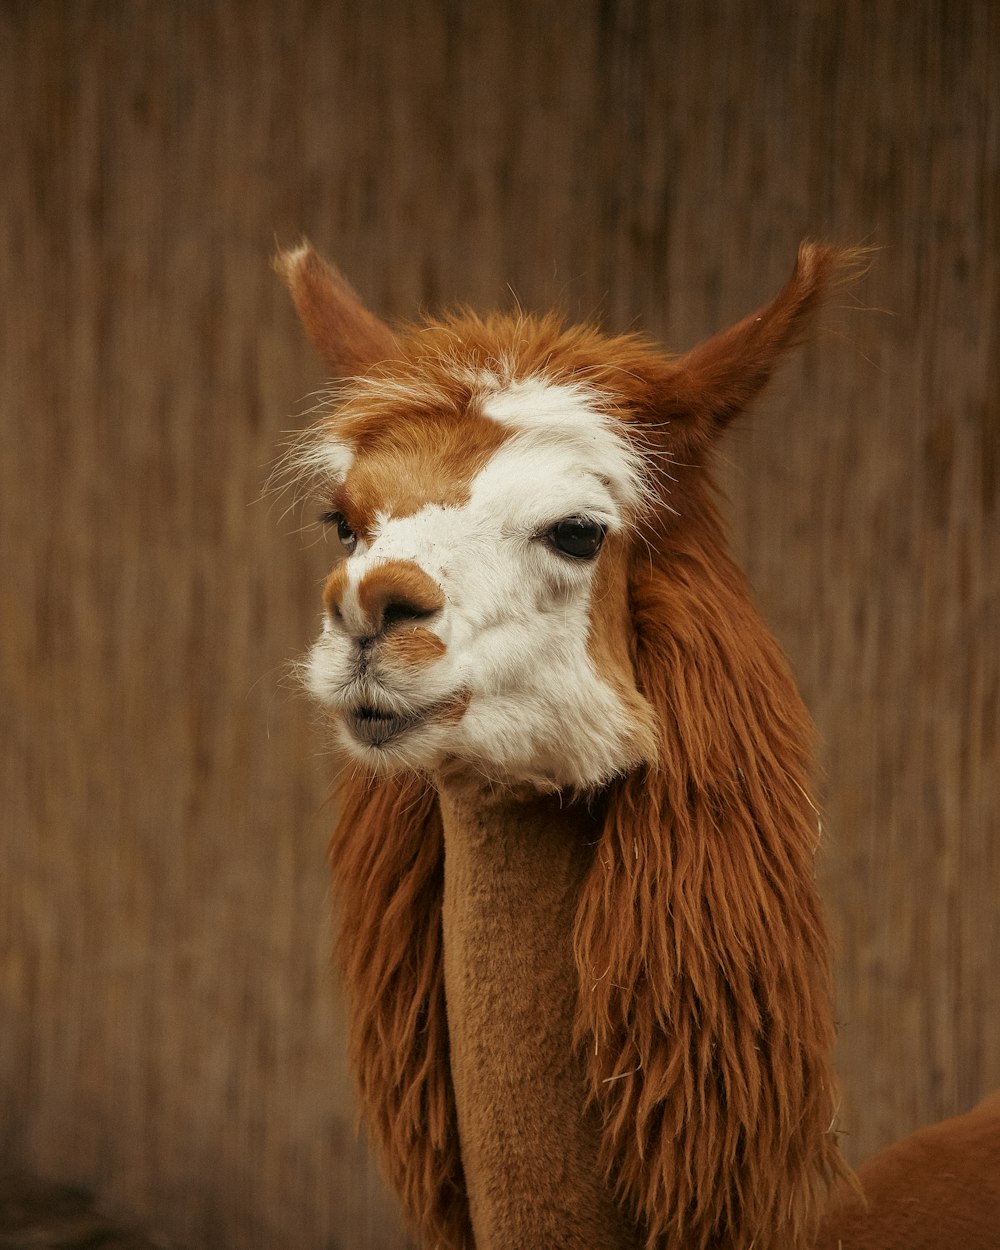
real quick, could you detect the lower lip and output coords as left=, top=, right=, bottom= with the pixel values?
left=344, top=707, right=420, bottom=747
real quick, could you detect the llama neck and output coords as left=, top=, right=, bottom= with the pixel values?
left=437, top=778, right=639, bottom=1250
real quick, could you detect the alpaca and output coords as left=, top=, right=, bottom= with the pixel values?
left=276, top=244, right=999, bottom=1250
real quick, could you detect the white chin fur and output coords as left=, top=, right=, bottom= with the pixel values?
left=306, top=630, right=645, bottom=791
left=329, top=703, right=640, bottom=792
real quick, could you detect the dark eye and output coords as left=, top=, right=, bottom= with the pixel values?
left=547, top=516, right=606, bottom=560
left=320, top=510, right=358, bottom=554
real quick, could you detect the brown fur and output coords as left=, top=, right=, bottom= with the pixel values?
left=585, top=532, right=660, bottom=770
left=816, top=1090, right=1000, bottom=1250
left=275, top=244, right=398, bottom=376
left=355, top=560, right=446, bottom=628
left=381, top=626, right=448, bottom=668
left=438, top=784, right=638, bottom=1249
left=328, top=775, right=473, bottom=1250
left=574, top=489, right=848, bottom=1249
left=283, top=244, right=859, bottom=1249
left=333, top=409, right=510, bottom=531
left=436, top=690, right=473, bottom=724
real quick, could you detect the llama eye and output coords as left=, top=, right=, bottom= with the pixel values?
left=320, top=510, right=358, bottom=554
left=547, top=516, right=606, bottom=560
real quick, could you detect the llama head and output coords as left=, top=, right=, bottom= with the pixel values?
left=277, top=245, right=840, bottom=790
left=278, top=243, right=840, bottom=790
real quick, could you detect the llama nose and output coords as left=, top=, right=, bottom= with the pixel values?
left=353, top=560, right=445, bottom=641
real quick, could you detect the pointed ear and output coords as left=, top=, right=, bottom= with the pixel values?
left=274, top=242, right=399, bottom=378
left=665, top=242, right=855, bottom=437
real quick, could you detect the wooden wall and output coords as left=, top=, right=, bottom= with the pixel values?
left=1, top=2, right=996, bottom=1246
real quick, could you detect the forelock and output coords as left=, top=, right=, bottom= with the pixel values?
left=295, top=312, right=658, bottom=516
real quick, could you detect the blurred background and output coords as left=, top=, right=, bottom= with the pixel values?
left=1, top=2, right=997, bottom=1247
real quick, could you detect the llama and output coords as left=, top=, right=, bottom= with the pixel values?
left=277, top=244, right=1000, bottom=1250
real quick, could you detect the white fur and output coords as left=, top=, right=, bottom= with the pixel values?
left=480, top=377, right=649, bottom=512
left=297, top=433, right=355, bottom=483
left=305, top=377, right=651, bottom=789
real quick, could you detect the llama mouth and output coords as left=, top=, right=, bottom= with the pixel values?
left=344, top=704, right=422, bottom=747
left=344, top=693, right=469, bottom=748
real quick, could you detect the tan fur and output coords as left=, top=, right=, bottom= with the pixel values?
left=574, top=496, right=849, bottom=1249
left=585, top=532, right=660, bottom=770
left=355, top=560, right=446, bottom=630
left=381, top=626, right=448, bottom=668
left=275, top=244, right=398, bottom=376
left=282, top=243, right=861, bottom=1249
left=438, top=783, right=638, bottom=1249
left=333, top=409, right=510, bottom=531
left=815, top=1091, right=1000, bottom=1249
left=321, top=564, right=349, bottom=620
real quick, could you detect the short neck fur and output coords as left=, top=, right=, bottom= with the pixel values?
left=437, top=778, right=638, bottom=1250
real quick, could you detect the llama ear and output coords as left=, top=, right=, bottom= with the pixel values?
left=275, top=242, right=399, bottom=378
left=665, top=242, right=851, bottom=437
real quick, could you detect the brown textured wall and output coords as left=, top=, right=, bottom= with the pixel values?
left=1, top=2, right=996, bottom=1247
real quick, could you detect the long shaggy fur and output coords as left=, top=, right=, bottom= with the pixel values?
left=329, top=774, right=472, bottom=1249
left=574, top=483, right=852, bottom=1250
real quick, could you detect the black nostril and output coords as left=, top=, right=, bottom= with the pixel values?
left=380, top=600, right=436, bottom=632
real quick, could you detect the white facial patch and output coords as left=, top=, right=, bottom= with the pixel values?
left=479, top=376, right=649, bottom=513
left=304, top=375, right=653, bottom=790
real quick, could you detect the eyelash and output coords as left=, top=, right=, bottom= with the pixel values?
left=319, top=510, right=358, bottom=554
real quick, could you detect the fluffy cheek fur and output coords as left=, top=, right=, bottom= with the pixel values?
left=445, top=585, right=650, bottom=789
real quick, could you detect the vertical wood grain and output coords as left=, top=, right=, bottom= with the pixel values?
left=1, top=2, right=996, bottom=1246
